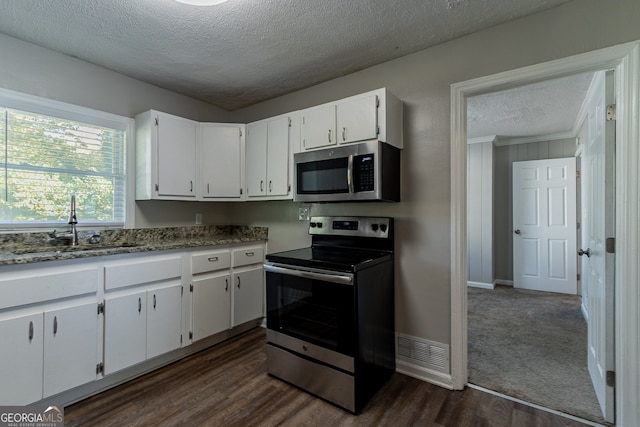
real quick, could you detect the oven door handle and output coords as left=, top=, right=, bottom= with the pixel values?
left=264, top=264, right=353, bottom=285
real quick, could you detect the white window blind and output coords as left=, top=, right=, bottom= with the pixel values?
left=0, top=95, right=127, bottom=228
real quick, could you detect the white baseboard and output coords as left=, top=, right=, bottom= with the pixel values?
left=396, top=359, right=454, bottom=390
left=467, top=281, right=494, bottom=289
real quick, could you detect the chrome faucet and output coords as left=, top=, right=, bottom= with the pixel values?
left=68, top=194, right=78, bottom=246
left=49, top=195, right=79, bottom=246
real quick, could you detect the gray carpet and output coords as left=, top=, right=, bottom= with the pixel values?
left=467, top=285, right=606, bottom=424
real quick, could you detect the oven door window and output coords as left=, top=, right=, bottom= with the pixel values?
left=266, top=272, right=355, bottom=355
left=296, top=157, right=349, bottom=194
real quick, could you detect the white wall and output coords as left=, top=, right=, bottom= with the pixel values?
left=1, top=0, right=638, bottom=349
left=229, top=0, right=640, bottom=344
left=467, top=140, right=493, bottom=287
left=0, top=33, right=235, bottom=229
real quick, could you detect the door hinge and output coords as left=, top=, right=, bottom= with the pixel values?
left=240, top=188, right=243, bottom=195
left=189, top=331, right=193, bottom=340
left=606, top=104, right=616, bottom=121
left=190, top=283, right=194, bottom=292
left=97, top=302, right=105, bottom=315
left=577, top=273, right=581, bottom=281
left=155, top=117, right=159, bottom=126
left=155, top=183, right=159, bottom=192
left=606, top=370, right=615, bottom=387
left=96, top=362, right=104, bottom=375
left=375, top=95, right=380, bottom=108
left=239, top=129, right=242, bottom=137
left=288, top=118, right=292, bottom=127
left=606, top=237, right=615, bottom=254
left=180, top=334, right=183, bottom=345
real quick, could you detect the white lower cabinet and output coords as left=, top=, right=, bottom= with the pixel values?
left=43, top=302, right=99, bottom=397
left=103, top=291, right=147, bottom=375
left=192, top=273, right=231, bottom=341
left=0, top=313, right=44, bottom=404
left=232, top=267, right=264, bottom=327
left=147, top=284, right=183, bottom=359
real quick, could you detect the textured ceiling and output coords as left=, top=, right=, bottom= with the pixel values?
left=0, top=0, right=572, bottom=111
left=467, top=72, right=595, bottom=141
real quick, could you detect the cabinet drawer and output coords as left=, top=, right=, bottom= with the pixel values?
left=0, top=267, right=98, bottom=310
left=192, top=250, right=231, bottom=275
left=232, top=246, right=264, bottom=267
left=105, top=256, right=182, bottom=290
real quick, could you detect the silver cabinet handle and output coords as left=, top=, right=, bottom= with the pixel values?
left=53, top=316, right=58, bottom=335
left=260, top=180, right=264, bottom=192
left=153, top=294, right=157, bottom=309
left=269, top=180, right=272, bottom=192
left=208, top=256, right=219, bottom=262
left=245, top=252, right=255, bottom=257
left=207, top=183, right=210, bottom=194
left=138, top=297, right=142, bottom=313
left=29, top=321, right=34, bottom=341
left=264, top=263, right=354, bottom=285
left=342, top=127, right=346, bottom=141
left=225, top=278, right=229, bottom=291
left=328, top=129, right=332, bottom=143
left=190, top=180, right=193, bottom=192
left=236, top=276, right=241, bottom=288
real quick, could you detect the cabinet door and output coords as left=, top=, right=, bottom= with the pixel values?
left=192, top=274, right=231, bottom=341
left=232, top=267, right=264, bottom=327
left=104, top=292, right=147, bottom=375
left=266, top=116, right=290, bottom=197
left=246, top=121, right=268, bottom=196
left=336, top=93, right=378, bottom=144
left=43, top=302, right=98, bottom=397
left=147, top=284, right=182, bottom=359
left=157, top=113, right=197, bottom=197
left=0, top=313, right=43, bottom=404
left=301, top=104, right=336, bottom=150
left=200, top=124, right=242, bottom=199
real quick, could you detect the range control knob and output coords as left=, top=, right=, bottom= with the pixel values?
left=380, top=224, right=388, bottom=232
left=310, top=222, right=317, bottom=228
left=371, top=224, right=379, bottom=231
left=317, top=222, right=323, bottom=228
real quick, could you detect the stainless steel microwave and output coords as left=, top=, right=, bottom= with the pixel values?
left=294, top=140, right=400, bottom=202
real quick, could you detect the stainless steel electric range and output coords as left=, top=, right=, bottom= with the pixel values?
left=264, top=216, right=395, bottom=413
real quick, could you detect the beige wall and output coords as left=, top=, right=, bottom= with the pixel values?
left=228, top=0, right=640, bottom=343
left=1, top=0, right=638, bottom=345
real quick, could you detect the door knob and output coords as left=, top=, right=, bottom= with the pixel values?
left=578, top=248, right=591, bottom=257
left=514, top=229, right=521, bottom=235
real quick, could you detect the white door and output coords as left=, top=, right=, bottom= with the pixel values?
left=157, top=112, right=197, bottom=197
left=246, top=121, right=268, bottom=196
left=336, top=93, right=378, bottom=144
left=513, top=157, right=577, bottom=294
left=266, top=116, right=290, bottom=196
left=232, top=267, right=264, bottom=327
left=582, top=70, right=615, bottom=423
left=192, top=274, right=231, bottom=341
left=301, top=104, right=336, bottom=150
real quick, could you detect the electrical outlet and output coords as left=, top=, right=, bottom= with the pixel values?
left=195, top=213, right=202, bottom=225
left=298, top=207, right=310, bottom=221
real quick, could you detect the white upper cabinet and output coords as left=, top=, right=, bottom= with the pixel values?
left=246, top=113, right=297, bottom=199
left=300, top=88, right=402, bottom=151
left=198, top=123, right=245, bottom=200
left=136, top=110, right=198, bottom=200
left=300, top=104, right=336, bottom=150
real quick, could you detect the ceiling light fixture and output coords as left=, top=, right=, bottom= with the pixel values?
left=174, top=0, right=229, bottom=5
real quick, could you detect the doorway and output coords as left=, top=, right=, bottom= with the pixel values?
left=450, top=42, right=640, bottom=427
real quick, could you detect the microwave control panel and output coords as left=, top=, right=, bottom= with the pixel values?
left=354, top=154, right=374, bottom=192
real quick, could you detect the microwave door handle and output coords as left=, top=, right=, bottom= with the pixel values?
left=347, top=154, right=354, bottom=193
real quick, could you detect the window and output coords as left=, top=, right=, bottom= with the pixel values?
left=0, top=89, right=130, bottom=229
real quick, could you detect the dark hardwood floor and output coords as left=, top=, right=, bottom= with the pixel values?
left=65, top=328, right=591, bottom=426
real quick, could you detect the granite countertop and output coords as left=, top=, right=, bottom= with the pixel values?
left=0, top=225, right=268, bottom=266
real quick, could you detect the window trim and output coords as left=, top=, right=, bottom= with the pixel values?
left=0, top=88, right=135, bottom=230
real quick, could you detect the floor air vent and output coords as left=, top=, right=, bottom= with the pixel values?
left=396, top=334, right=450, bottom=373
